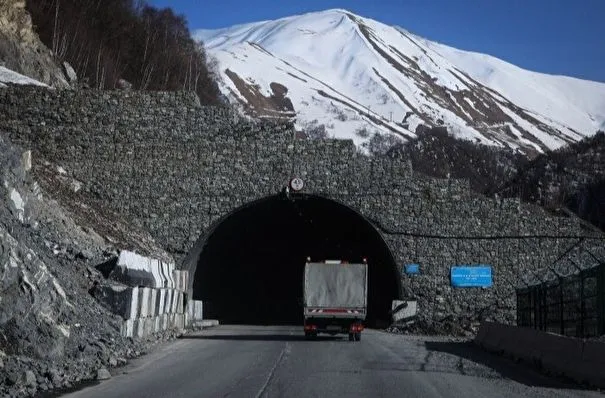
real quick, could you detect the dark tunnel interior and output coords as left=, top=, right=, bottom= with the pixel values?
left=192, top=193, right=401, bottom=328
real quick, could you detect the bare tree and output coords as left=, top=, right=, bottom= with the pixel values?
left=26, top=0, right=222, bottom=104
left=365, top=132, right=403, bottom=156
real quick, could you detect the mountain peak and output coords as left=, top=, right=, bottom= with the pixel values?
left=197, top=10, right=605, bottom=155
left=310, top=8, right=353, bottom=15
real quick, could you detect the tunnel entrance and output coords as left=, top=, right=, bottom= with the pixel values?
left=192, top=193, right=401, bottom=328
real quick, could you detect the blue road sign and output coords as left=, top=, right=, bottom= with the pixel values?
left=450, top=266, right=492, bottom=287
left=404, top=264, right=420, bottom=274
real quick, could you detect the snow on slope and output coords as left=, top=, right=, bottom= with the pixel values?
left=0, top=66, right=47, bottom=88
left=196, top=9, right=605, bottom=155
left=420, top=36, right=605, bottom=139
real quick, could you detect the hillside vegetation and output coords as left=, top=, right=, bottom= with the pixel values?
left=26, top=0, right=222, bottom=104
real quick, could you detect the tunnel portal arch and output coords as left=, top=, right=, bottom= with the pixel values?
left=183, top=192, right=402, bottom=328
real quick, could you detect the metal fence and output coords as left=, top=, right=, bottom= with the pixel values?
left=517, top=263, right=604, bottom=337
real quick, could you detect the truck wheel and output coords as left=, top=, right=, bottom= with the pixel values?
left=354, top=332, right=361, bottom=342
left=348, top=333, right=354, bottom=341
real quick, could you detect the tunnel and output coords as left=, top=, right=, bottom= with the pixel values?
left=191, top=192, right=401, bottom=328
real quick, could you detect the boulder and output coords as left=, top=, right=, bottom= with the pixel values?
left=96, top=368, right=111, bottom=380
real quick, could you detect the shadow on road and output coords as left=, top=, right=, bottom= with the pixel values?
left=424, top=340, right=593, bottom=390
left=180, top=334, right=345, bottom=342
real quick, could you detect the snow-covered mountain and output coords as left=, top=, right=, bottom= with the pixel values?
left=196, top=9, right=605, bottom=155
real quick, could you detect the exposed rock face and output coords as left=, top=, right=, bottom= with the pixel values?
left=0, top=133, right=176, bottom=397
left=0, top=0, right=71, bottom=87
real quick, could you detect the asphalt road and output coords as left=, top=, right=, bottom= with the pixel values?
left=63, top=325, right=603, bottom=398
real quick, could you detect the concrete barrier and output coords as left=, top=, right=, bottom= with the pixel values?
left=94, top=252, right=195, bottom=339
left=121, top=313, right=188, bottom=338
left=503, top=325, right=542, bottom=364
left=170, top=290, right=177, bottom=314
left=106, top=251, right=178, bottom=289
left=137, top=287, right=151, bottom=318
left=574, top=340, right=605, bottom=384
left=175, top=291, right=184, bottom=314
left=94, top=285, right=178, bottom=319
left=186, top=300, right=204, bottom=328
left=391, top=300, right=417, bottom=324
left=201, top=319, right=219, bottom=328
left=92, top=284, right=141, bottom=320
left=161, top=289, right=170, bottom=315
left=475, top=322, right=605, bottom=388
left=474, top=322, right=491, bottom=346
left=173, top=270, right=189, bottom=292
left=538, top=332, right=584, bottom=376
left=156, top=289, right=166, bottom=315
left=480, top=322, right=507, bottom=353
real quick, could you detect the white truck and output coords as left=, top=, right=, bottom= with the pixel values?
left=303, top=258, right=368, bottom=341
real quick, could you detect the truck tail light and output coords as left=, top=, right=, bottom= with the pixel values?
left=304, top=324, right=317, bottom=331
left=350, top=324, right=363, bottom=332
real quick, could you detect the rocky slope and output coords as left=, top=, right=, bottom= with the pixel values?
left=489, top=131, right=605, bottom=230
left=380, top=127, right=605, bottom=232
left=198, top=9, right=605, bottom=156
left=0, top=0, right=72, bottom=87
left=0, top=134, right=174, bottom=397
left=384, top=126, right=528, bottom=193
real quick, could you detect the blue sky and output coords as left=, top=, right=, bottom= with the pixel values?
left=149, top=0, right=604, bottom=82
